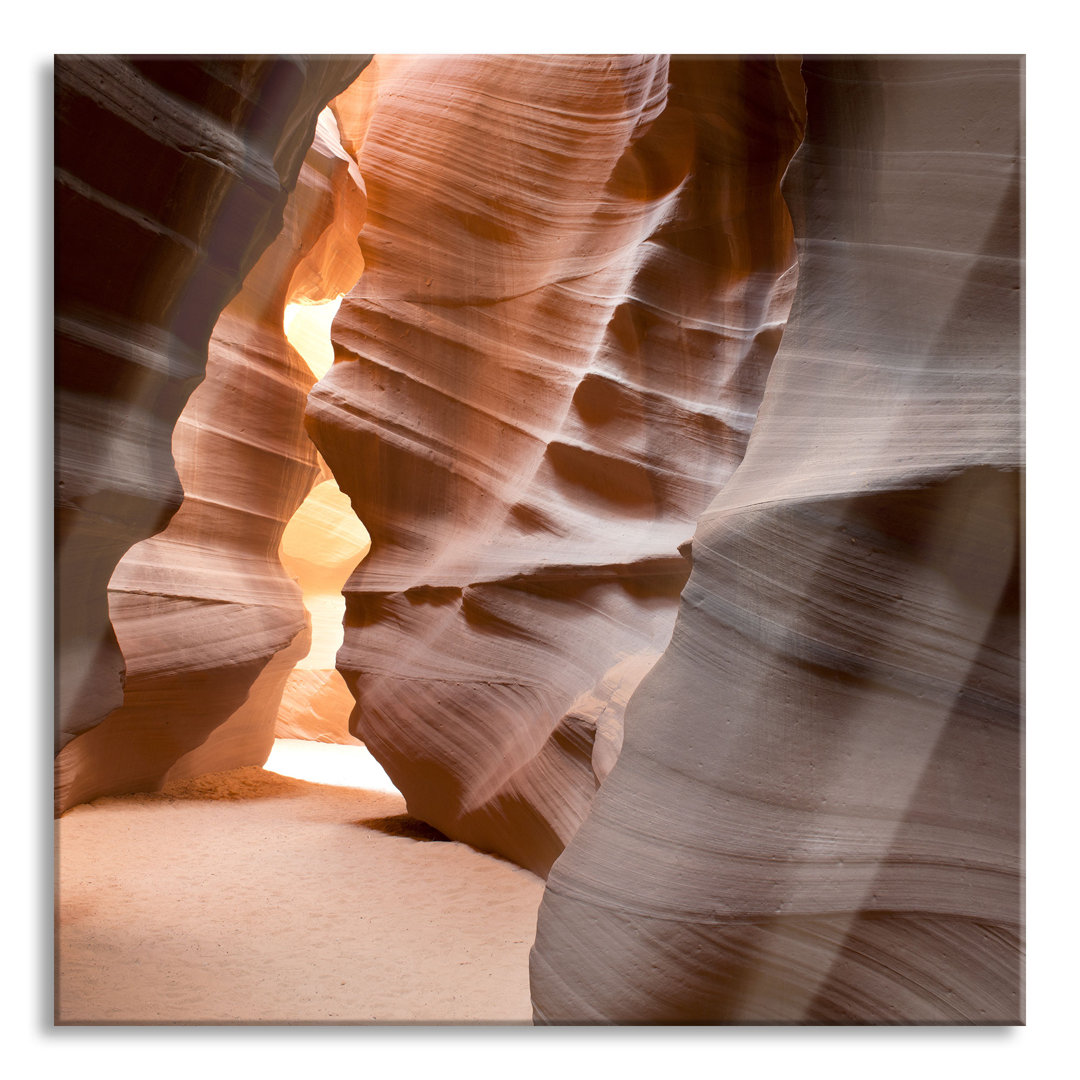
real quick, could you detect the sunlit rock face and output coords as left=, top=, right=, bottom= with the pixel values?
left=306, top=55, right=806, bottom=875
left=531, top=56, right=1023, bottom=1024
left=55, top=88, right=371, bottom=811
left=55, top=57, right=369, bottom=760
left=275, top=476, right=371, bottom=744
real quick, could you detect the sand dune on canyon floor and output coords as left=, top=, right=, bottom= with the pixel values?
left=55, top=742, right=544, bottom=1025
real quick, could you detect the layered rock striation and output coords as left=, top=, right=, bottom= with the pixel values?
left=56, top=84, right=371, bottom=811
left=55, top=56, right=368, bottom=765
left=56, top=55, right=1024, bottom=1022
left=305, top=55, right=807, bottom=875
left=531, top=56, right=1023, bottom=1023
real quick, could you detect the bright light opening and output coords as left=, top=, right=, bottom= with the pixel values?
left=276, top=293, right=370, bottom=746
left=263, top=738, right=400, bottom=794
left=280, top=480, right=370, bottom=670
left=284, top=297, right=343, bottom=380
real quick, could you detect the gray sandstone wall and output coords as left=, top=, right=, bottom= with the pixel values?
left=530, top=55, right=1023, bottom=1024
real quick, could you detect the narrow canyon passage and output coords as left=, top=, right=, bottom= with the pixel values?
left=54, top=54, right=1023, bottom=1027
left=55, top=165, right=549, bottom=1024
left=274, top=298, right=371, bottom=744
left=54, top=77, right=548, bottom=1023
left=55, top=747, right=544, bottom=1024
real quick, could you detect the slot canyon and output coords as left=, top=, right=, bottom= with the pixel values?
left=54, top=53, right=1023, bottom=1025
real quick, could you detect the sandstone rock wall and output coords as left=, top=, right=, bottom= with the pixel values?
left=55, top=53, right=1024, bottom=1022
left=530, top=56, right=1023, bottom=1023
left=55, top=66, right=371, bottom=811
left=305, top=55, right=807, bottom=875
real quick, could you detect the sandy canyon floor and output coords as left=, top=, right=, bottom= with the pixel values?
left=55, top=741, right=545, bottom=1024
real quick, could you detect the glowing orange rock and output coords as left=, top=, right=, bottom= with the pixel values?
left=275, top=477, right=371, bottom=744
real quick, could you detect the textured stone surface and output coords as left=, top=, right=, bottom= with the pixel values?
left=55, top=54, right=1024, bottom=1023
left=55, top=57, right=369, bottom=762
left=55, top=58, right=369, bottom=759
left=56, top=85, right=370, bottom=811
left=530, top=55, right=1023, bottom=1024
left=305, top=55, right=806, bottom=875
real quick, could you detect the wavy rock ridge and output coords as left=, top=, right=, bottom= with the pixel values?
left=530, top=55, right=1023, bottom=1024
left=56, top=65, right=370, bottom=810
left=55, top=57, right=369, bottom=757
left=305, top=55, right=807, bottom=875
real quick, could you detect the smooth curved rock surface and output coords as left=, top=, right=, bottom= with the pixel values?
left=56, top=96, right=370, bottom=811
left=531, top=56, right=1023, bottom=1023
left=55, top=57, right=369, bottom=762
left=305, top=55, right=806, bottom=875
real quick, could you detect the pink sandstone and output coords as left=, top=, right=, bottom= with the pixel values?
left=304, top=55, right=806, bottom=875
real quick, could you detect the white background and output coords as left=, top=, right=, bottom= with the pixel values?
left=14, top=5, right=1068, bottom=1075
